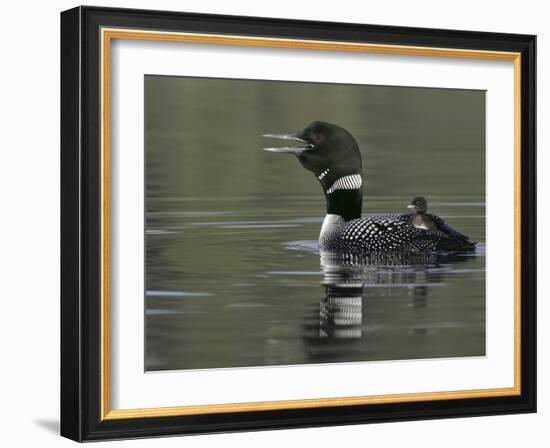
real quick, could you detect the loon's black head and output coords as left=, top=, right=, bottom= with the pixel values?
left=263, top=121, right=363, bottom=221
left=262, top=121, right=362, bottom=192
left=407, top=196, right=428, bottom=214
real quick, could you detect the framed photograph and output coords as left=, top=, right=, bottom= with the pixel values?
left=60, top=6, right=536, bottom=442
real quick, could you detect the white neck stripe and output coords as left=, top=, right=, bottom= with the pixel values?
left=326, top=174, right=362, bottom=194
left=318, top=168, right=330, bottom=180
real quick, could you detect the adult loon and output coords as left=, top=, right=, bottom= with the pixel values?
left=263, top=121, right=475, bottom=253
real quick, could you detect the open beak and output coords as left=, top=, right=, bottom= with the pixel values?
left=262, top=133, right=314, bottom=155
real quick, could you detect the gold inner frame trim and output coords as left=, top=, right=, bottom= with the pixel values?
left=100, top=27, right=522, bottom=421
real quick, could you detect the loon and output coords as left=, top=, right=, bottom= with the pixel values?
left=407, top=196, right=473, bottom=243
left=407, top=196, right=437, bottom=231
left=263, top=121, right=475, bottom=254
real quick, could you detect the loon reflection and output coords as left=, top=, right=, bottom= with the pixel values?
left=306, top=249, right=477, bottom=348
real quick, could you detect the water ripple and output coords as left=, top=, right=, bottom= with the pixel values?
left=146, top=290, right=213, bottom=298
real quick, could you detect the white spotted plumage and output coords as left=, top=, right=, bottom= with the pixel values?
left=319, top=213, right=470, bottom=253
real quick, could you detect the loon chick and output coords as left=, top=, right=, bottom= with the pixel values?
left=407, top=196, right=437, bottom=231
left=407, top=196, right=473, bottom=244
left=263, top=121, right=476, bottom=253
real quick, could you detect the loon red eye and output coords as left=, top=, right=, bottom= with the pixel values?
left=312, top=132, right=325, bottom=144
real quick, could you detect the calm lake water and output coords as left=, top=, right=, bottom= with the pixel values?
left=145, top=76, right=485, bottom=371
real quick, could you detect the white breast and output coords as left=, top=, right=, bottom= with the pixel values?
left=319, top=214, right=345, bottom=241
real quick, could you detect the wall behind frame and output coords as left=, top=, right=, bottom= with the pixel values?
left=0, top=0, right=545, bottom=447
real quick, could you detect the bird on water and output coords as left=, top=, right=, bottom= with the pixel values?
left=407, top=196, right=473, bottom=243
left=407, top=196, right=437, bottom=231
left=263, top=121, right=476, bottom=254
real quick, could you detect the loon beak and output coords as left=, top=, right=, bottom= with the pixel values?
left=262, top=133, right=314, bottom=154
left=407, top=204, right=416, bottom=209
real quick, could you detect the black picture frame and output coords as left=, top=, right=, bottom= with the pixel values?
left=61, top=5, right=536, bottom=442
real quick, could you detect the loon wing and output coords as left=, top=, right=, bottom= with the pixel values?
left=427, top=214, right=471, bottom=242
left=335, top=214, right=432, bottom=251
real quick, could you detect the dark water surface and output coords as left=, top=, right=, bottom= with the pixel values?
left=145, top=76, right=485, bottom=371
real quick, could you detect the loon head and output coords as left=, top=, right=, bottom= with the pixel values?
left=263, top=121, right=362, bottom=194
left=407, top=196, right=428, bottom=214
left=263, top=122, right=364, bottom=222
